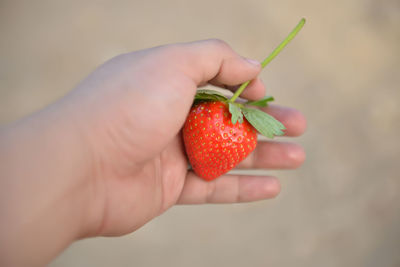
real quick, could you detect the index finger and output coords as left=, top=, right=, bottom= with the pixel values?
left=262, top=104, right=307, bottom=137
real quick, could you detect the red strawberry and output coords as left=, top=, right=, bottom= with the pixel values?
left=183, top=90, right=285, bottom=181
left=183, top=101, right=258, bottom=180
left=182, top=89, right=285, bottom=181
left=182, top=18, right=305, bottom=180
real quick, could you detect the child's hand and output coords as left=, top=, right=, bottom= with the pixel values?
left=0, top=39, right=306, bottom=266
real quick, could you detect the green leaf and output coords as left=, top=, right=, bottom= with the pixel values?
left=228, top=102, right=243, bottom=124
left=242, top=107, right=285, bottom=138
left=194, top=89, right=228, bottom=104
left=196, top=89, right=227, bottom=97
left=245, top=96, right=275, bottom=107
left=194, top=94, right=224, bottom=102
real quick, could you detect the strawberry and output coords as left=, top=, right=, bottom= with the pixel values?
left=182, top=18, right=305, bottom=180
left=183, top=101, right=258, bottom=180
left=182, top=90, right=285, bottom=181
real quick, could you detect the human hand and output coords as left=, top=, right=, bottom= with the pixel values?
left=65, top=39, right=306, bottom=236
left=0, top=39, right=305, bottom=266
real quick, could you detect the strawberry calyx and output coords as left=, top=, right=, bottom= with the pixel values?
left=193, top=89, right=285, bottom=139
left=194, top=89, right=228, bottom=104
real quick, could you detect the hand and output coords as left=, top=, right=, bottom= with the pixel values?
left=0, top=39, right=306, bottom=266
left=67, top=39, right=306, bottom=236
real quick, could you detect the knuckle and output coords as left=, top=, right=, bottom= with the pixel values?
left=157, top=44, right=182, bottom=59
left=291, top=144, right=306, bottom=167
left=290, top=109, right=307, bottom=136
left=205, top=38, right=231, bottom=50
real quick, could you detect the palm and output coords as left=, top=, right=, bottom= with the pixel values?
left=93, top=132, right=188, bottom=236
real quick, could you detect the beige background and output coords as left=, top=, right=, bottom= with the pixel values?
left=1, top=0, right=400, bottom=266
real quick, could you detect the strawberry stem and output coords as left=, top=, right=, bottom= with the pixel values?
left=229, top=18, right=306, bottom=103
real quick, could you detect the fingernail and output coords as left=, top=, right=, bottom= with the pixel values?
left=244, top=58, right=260, bottom=67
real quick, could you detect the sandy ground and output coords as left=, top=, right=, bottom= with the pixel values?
left=1, top=0, right=400, bottom=266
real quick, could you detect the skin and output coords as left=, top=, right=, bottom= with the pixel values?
left=0, top=39, right=306, bottom=266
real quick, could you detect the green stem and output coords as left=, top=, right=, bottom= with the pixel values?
left=229, top=18, right=306, bottom=103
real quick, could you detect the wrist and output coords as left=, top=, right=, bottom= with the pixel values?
left=0, top=103, right=94, bottom=265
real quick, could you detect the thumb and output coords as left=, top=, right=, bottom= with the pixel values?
left=179, top=39, right=261, bottom=85
left=168, top=39, right=263, bottom=99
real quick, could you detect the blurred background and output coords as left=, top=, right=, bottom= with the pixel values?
left=1, top=0, right=399, bottom=266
